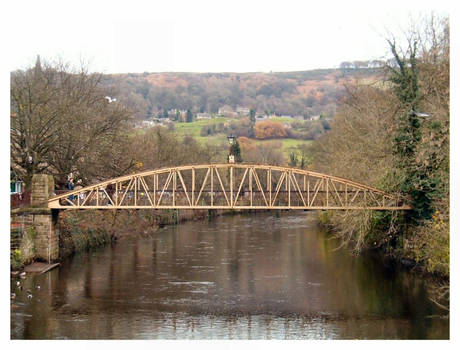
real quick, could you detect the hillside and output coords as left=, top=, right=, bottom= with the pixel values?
left=104, top=68, right=382, bottom=120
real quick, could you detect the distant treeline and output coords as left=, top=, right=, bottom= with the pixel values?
left=102, top=68, right=381, bottom=120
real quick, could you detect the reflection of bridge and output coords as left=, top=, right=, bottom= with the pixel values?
left=48, top=164, right=411, bottom=210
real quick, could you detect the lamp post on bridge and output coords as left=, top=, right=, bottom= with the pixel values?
left=227, top=134, right=236, bottom=164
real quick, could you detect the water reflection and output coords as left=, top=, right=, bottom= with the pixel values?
left=11, top=212, right=448, bottom=339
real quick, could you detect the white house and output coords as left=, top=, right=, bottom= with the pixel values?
left=218, top=105, right=237, bottom=117
left=196, top=113, right=211, bottom=120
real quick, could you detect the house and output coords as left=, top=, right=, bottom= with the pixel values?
left=368, top=60, right=384, bottom=68
left=141, top=120, right=156, bottom=128
left=294, top=115, right=304, bottom=120
left=218, top=105, right=237, bottom=118
left=196, top=113, right=211, bottom=120
left=309, top=115, right=321, bottom=121
left=167, top=109, right=178, bottom=118
left=169, top=110, right=188, bottom=122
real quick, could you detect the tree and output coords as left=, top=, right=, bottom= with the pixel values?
left=249, top=109, right=256, bottom=137
left=237, top=136, right=256, bottom=151
left=243, top=141, right=284, bottom=165
left=10, top=57, right=133, bottom=188
left=386, top=19, right=448, bottom=221
left=289, top=144, right=313, bottom=169
left=288, top=152, right=298, bottom=167
left=186, top=109, right=193, bottom=123
left=229, top=141, right=242, bottom=163
left=310, top=15, right=450, bottom=281
left=10, top=57, right=61, bottom=188
left=254, top=120, right=287, bottom=139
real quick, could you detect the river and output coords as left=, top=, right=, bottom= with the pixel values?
left=10, top=211, right=449, bottom=339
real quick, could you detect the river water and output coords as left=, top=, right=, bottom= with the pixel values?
left=11, top=212, right=449, bottom=339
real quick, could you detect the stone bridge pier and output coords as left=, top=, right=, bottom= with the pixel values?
left=31, top=174, right=59, bottom=262
left=12, top=174, right=60, bottom=262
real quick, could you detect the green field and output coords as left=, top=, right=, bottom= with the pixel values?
left=167, top=117, right=312, bottom=159
left=173, top=117, right=230, bottom=138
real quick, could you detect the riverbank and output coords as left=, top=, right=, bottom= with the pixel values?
left=317, top=210, right=449, bottom=312
left=10, top=205, right=256, bottom=271
left=56, top=208, right=239, bottom=259
left=318, top=210, right=448, bottom=277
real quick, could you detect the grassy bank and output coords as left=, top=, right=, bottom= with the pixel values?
left=56, top=208, right=235, bottom=259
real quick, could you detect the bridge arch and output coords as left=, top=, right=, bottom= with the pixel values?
left=48, top=163, right=410, bottom=210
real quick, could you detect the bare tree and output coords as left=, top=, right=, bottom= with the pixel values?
left=11, top=57, right=62, bottom=187
left=11, top=57, right=134, bottom=189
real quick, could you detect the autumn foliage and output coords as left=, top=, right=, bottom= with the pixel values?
left=237, top=136, right=256, bottom=151
left=254, top=121, right=287, bottom=139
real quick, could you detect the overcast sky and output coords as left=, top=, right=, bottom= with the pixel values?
left=3, top=0, right=452, bottom=74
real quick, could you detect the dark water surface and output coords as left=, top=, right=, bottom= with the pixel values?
left=11, top=212, right=449, bottom=339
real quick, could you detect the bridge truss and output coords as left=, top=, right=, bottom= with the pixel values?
left=48, top=164, right=410, bottom=210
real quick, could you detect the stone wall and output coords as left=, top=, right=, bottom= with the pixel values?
left=10, top=174, right=59, bottom=268
left=10, top=225, right=36, bottom=270
left=11, top=207, right=59, bottom=263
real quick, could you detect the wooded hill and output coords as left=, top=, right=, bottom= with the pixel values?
left=103, top=68, right=382, bottom=120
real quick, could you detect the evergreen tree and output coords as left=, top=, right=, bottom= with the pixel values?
left=186, top=109, right=193, bottom=123
left=249, top=109, right=256, bottom=138
left=387, top=38, right=436, bottom=221
left=230, top=141, right=242, bottom=163
left=288, top=152, right=298, bottom=167
left=34, top=55, right=41, bottom=75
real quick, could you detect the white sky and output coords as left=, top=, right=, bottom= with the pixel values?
left=3, top=0, right=452, bottom=74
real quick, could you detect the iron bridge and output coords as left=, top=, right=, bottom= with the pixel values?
left=48, top=164, right=411, bottom=210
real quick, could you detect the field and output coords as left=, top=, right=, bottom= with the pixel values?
left=173, top=117, right=231, bottom=138
left=172, top=117, right=311, bottom=159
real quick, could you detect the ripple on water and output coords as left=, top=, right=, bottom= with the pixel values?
left=10, top=212, right=450, bottom=339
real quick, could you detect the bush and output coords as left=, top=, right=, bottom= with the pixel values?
left=11, top=249, right=22, bottom=270
left=254, top=121, right=287, bottom=139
